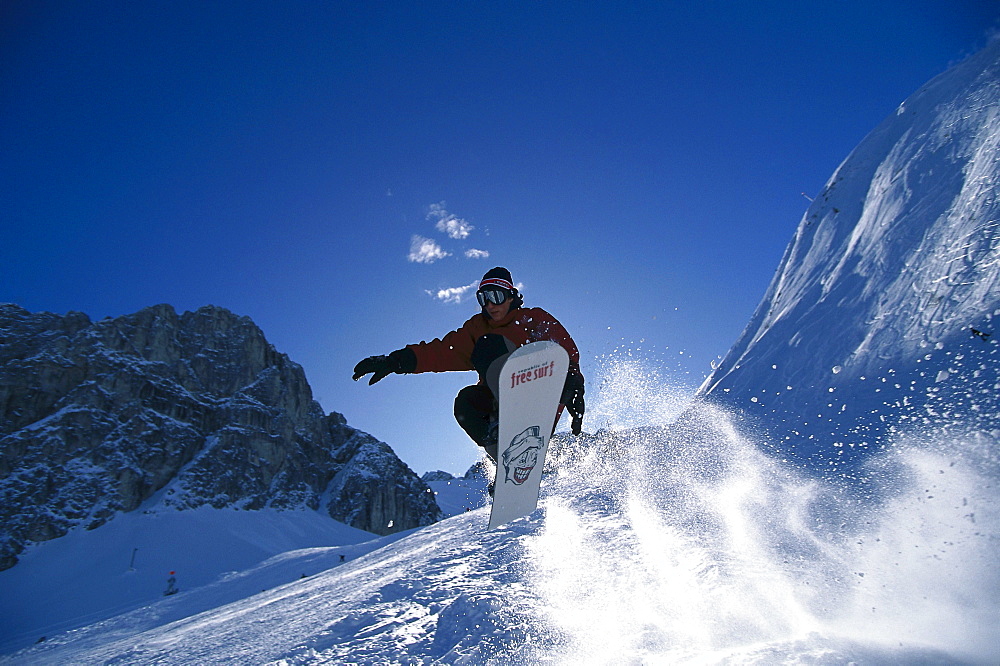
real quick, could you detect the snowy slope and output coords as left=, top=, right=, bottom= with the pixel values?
left=426, top=475, right=489, bottom=517
left=0, top=507, right=378, bottom=653
left=0, top=476, right=484, bottom=656
left=701, top=40, right=1000, bottom=467
left=3, top=400, right=996, bottom=664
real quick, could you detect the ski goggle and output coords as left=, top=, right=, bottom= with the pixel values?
left=476, top=288, right=512, bottom=307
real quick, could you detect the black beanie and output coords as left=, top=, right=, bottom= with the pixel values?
left=479, top=267, right=515, bottom=291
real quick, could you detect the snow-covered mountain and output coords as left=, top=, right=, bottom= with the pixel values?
left=3, top=401, right=996, bottom=663
left=0, top=304, right=442, bottom=570
left=3, top=41, right=1000, bottom=666
left=700, top=40, right=1000, bottom=470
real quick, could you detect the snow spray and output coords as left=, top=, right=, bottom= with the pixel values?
left=529, top=353, right=999, bottom=664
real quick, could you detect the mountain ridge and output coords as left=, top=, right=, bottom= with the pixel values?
left=700, top=40, right=1000, bottom=468
left=0, top=303, right=443, bottom=570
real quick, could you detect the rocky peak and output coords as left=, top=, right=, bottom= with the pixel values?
left=0, top=304, right=442, bottom=570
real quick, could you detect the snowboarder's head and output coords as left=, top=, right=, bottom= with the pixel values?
left=477, top=267, right=522, bottom=321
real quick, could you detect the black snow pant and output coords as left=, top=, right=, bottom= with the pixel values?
left=454, top=334, right=515, bottom=462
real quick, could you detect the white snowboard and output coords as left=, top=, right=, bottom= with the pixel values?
left=488, top=341, right=569, bottom=529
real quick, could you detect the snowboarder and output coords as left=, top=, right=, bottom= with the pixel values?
left=164, top=571, right=179, bottom=596
left=352, top=267, right=585, bottom=464
left=971, top=327, right=992, bottom=342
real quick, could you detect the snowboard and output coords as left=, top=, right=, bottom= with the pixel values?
left=488, top=341, right=569, bottom=529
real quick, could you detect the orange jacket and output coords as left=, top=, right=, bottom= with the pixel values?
left=406, top=307, right=583, bottom=381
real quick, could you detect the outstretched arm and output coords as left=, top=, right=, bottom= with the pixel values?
left=352, top=348, right=417, bottom=385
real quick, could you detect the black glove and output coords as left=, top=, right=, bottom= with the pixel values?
left=352, top=348, right=417, bottom=385
left=561, top=372, right=586, bottom=435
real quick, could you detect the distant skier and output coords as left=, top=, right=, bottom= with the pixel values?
left=164, top=571, right=179, bottom=596
left=353, top=267, right=585, bottom=463
left=971, top=327, right=992, bottom=342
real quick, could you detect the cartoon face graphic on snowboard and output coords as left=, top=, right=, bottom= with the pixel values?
left=501, top=425, right=544, bottom=485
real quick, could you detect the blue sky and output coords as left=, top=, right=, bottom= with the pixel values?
left=3, top=1, right=998, bottom=475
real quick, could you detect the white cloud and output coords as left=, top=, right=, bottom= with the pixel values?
left=408, top=235, right=450, bottom=264
left=427, top=202, right=473, bottom=239
left=437, top=217, right=473, bottom=239
left=465, top=248, right=490, bottom=259
left=429, top=281, right=479, bottom=304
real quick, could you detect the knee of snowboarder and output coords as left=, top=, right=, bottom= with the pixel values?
left=454, top=385, right=497, bottom=445
left=454, top=385, right=483, bottom=418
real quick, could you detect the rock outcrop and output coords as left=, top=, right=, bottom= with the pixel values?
left=0, top=304, right=442, bottom=570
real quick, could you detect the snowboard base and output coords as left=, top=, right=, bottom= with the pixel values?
left=487, top=341, right=568, bottom=529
